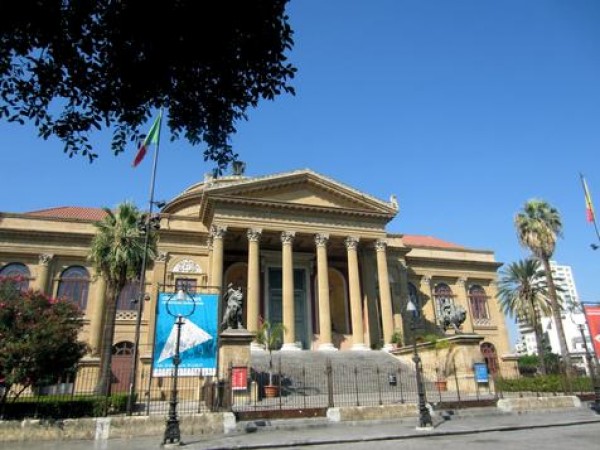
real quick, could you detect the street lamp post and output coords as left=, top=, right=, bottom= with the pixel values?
left=163, top=288, right=196, bottom=446
left=406, top=300, right=433, bottom=430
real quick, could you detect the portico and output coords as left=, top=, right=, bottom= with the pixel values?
left=164, top=169, right=399, bottom=351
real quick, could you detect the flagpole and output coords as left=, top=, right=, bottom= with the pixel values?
left=580, top=173, right=600, bottom=246
left=127, top=110, right=163, bottom=415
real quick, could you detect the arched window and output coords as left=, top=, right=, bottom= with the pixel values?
left=469, top=285, right=490, bottom=324
left=408, top=282, right=421, bottom=318
left=116, top=281, right=140, bottom=311
left=112, top=341, right=134, bottom=356
left=433, top=283, right=454, bottom=321
left=57, top=266, right=90, bottom=311
left=480, top=342, right=499, bottom=375
left=0, top=263, right=30, bottom=292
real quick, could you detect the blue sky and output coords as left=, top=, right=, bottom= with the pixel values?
left=1, top=1, right=600, bottom=346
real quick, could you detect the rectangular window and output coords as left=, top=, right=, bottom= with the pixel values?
left=175, top=278, right=197, bottom=293
left=470, top=296, right=490, bottom=320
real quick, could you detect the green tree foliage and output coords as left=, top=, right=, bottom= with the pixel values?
left=0, top=0, right=296, bottom=173
left=514, top=199, right=570, bottom=369
left=89, top=202, right=157, bottom=394
left=0, top=277, right=87, bottom=406
left=498, top=258, right=552, bottom=374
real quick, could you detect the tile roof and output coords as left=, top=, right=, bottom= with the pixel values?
left=25, top=206, right=108, bottom=221
left=402, top=234, right=464, bottom=250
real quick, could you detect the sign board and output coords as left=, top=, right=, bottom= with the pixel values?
left=231, top=367, right=248, bottom=391
left=583, top=304, right=600, bottom=361
left=474, top=362, right=489, bottom=383
left=152, top=292, right=218, bottom=377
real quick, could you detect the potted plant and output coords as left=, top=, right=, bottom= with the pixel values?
left=434, top=338, right=457, bottom=391
left=391, top=330, right=403, bottom=349
left=421, top=333, right=456, bottom=391
left=255, top=319, right=286, bottom=398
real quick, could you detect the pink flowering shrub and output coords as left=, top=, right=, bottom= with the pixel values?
left=0, top=277, right=88, bottom=405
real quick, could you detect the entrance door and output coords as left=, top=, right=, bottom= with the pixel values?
left=268, top=267, right=308, bottom=349
left=111, top=341, right=133, bottom=394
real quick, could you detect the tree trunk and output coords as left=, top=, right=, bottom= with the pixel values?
left=531, top=310, right=547, bottom=375
left=542, top=257, right=572, bottom=370
left=95, top=285, right=119, bottom=395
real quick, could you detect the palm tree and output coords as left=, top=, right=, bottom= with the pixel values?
left=515, top=199, right=570, bottom=369
left=89, top=202, right=157, bottom=395
left=497, top=259, right=552, bottom=374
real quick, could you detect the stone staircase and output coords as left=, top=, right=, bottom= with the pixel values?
left=248, top=350, right=417, bottom=401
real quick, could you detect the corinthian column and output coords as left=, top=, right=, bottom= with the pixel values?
left=89, top=275, right=107, bottom=357
left=346, top=237, right=368, bottom=351
left=315, top=234, right=336, bottom=351
left=281, top=231, right=299, bottom=350
left=375, top=240, right=394, bottom=351
left=246, top=228, right=262, bottom=335
left=210, top=225, right=227, bottom=292
left=35, top=254, right=53, bottom=294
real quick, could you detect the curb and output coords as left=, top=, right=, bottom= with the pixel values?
left=203, top=415, right=600, bottom=450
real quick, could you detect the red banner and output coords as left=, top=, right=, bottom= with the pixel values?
left=231, top=367, right=248, bottom=391
left=583, top=304, right=600, bottom=360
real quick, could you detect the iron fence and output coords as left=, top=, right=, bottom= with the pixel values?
left=1, top=358, right=597, bottom=420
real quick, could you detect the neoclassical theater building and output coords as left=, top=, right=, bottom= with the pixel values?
left=0, top=169, right=512, bottom=380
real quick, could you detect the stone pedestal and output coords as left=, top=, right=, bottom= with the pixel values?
left=218, top=328, right=254, bottom=407
left=392, top=334, right=486, bottom=394
left=218, top=328, right=254, bottom=380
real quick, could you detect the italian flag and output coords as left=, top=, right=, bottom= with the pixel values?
left=132, top=111, right=162, bottom=167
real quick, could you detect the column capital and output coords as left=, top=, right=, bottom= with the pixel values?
left=155, top=251, right=168, bottom=263
left=247, top=228, right=263, bottom=242
left=211, top=224, right=228, bottom=239
left=457, top=276, right=467, bottom=287
left=315, top=233, right=329, bottom=248
left=38, top=254, right=53, bottom=266
left=374, top=239, right=387, bottom=252
left=281, top=231, right=296, bottom=244
left=344, top=236, right=359, bottom=250
left=421, top=275, right=432, bottom=286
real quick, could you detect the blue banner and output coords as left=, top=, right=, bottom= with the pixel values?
left=152, top=293, right=218, bottom=377
left=474, top=362, right=489, bottom=383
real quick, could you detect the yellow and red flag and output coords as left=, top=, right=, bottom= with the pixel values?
left=582, top=174, right=595, bottom=223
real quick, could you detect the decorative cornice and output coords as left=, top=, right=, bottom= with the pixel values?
left=315, top=233, right=329, bottom=248
left=247, top=228, right=262, bottom=242
left=344, top=236, right=359, bottom=250
left=281, top=231, right=296, bottom=245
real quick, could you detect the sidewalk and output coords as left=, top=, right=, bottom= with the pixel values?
left=5, top=403, right=599, bottom=450
left=187, top=404, right=600, bottom=450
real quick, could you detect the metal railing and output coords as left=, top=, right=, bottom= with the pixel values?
left=2, top=360, right=597, bottom=420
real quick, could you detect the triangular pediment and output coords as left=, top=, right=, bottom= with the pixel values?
left=163, top=169, right=399, bottom=224
left=204, top=169, right=397, bottom=215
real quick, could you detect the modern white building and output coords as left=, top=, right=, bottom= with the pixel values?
left=549, top=260, right=579, bottom=307
left=517, top=261, right=596, bottom=372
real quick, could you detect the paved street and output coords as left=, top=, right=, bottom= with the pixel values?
left=3, top=406, right=600, bottom=450
left=321, top=423, right=600, bottom=450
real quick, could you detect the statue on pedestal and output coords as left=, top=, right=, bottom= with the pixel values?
left=440, top=299, right=467, bottom=333
left=221, top=283, right=244, bottom=330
